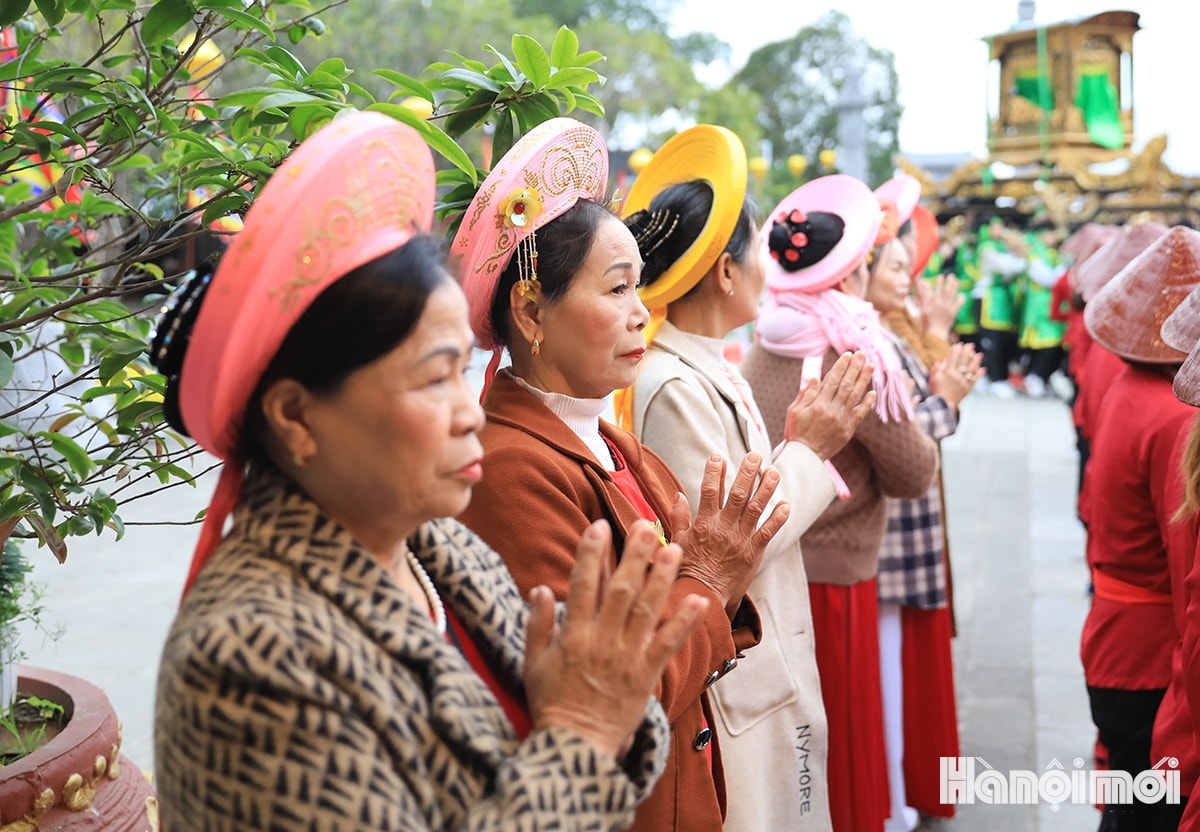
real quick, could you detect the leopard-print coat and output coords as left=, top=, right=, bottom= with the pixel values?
left=154, top=466, right=670, bottom=831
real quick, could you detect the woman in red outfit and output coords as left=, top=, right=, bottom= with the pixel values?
left=1079, top=226, right=1200, bottom=831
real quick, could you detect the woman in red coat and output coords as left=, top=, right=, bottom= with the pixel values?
left=449, top=118, right=788, bottom=832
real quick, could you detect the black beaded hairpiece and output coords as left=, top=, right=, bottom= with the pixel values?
left=768, top=209, right=845, bottom=273
left=626, top=207, right=681, bottom=258
left=148, top=263, right=216, bottom=435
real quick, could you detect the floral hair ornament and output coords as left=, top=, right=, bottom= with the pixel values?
left=761, top=174, right=880, bottom=294
left=498, top=187, right=545, bottom=300
left=451, top=117, right=608, bottom=395
left=159, top=110, right=436, bottom=598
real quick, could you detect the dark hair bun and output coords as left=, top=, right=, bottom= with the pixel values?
left=148, top=264, right=215, bottom=435
left=768, top=209, right=845, bottom=273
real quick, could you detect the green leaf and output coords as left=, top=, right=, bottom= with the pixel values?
left=482, top=44, right=521, bottom=87
left=570, top=89, right=605, bottom=118
left=37, top=431, right=93, bottom=479
left=252, top=90, right=325, bottom=115
left=0, top=0, right=32, bottom=26
left=32, top=0, right=65, bottom=26
left=550, top=26, right=579, bottom=69
left=512, top=34, right=551, bottom=88
left=201, top=194, right=245, bottom=227
left=438, top=68, right=501, bottom=93
left=98, top=350, right=137, bottom=383
left=0, top=351, right=12, bottom=389
left=575, top=50, right=605, bottom=66
left=140, top=0, right=196, bottom=46
left=492, top=107, right=514, bottom=163
left=286, top=22, right=306, bottom=44
left=441, top=87, right=497, bottom=138
left=213, top=6, right=273, bottom=38
left=546, top=67, right=600, bottom=90
left=263, top=44, right=306, bottom=77
left=372, top=69, right=433, bottom=103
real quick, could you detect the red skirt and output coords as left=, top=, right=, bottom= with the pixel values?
left=810, top=579, right=889, bottom=832
left=901, top=604, right=960, bottom=817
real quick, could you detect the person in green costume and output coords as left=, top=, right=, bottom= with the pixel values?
left=1017, top=220, right=1067, bottom=397
left=974, top=216, right=1027, bottom=397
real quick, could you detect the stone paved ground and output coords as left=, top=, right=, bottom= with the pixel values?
left=13, top=388, right=1105, bottom=830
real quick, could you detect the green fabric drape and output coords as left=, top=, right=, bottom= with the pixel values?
left=1016, top=71, right=1055, bottom=110
left=1075, top=67, right=1125, bottom=149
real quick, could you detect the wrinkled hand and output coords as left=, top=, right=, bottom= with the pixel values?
left=669, top=453, right=788, bottom=617
left=915, top=274, right=963, bottom=340
left=928, top=342, right=985, bottom=408
left=783, top=351, right=878, bottom=459
left=524, top=520, right=708, bottom=762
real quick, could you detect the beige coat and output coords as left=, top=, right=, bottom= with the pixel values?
left=631, top=321, right=836, bottom=832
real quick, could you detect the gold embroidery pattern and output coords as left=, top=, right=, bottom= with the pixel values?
left=469, top=125, right=607, bottom=280
left=271, top=135, right=429, bottom=312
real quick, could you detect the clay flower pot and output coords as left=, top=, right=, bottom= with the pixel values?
left=0, top=666, right=158, bottom=829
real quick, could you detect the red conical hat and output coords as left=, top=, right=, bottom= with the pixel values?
left=1174, top=341, right=1200, bottom=406
left=1162, top=284, right=1200, bottom=354
left=1076, top=221, right=1167, bottom=302
left=1085, top=225, right=1200, bottom=363
left=1061, top=222, right=1117, bottom=262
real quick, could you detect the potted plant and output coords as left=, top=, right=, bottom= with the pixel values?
left=0, top=1, right=606, bottom=826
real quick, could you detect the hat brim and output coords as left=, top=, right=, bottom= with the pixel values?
left=874, top=174, right=921, bottom=225
left=909, top=204, right=939, bottom=276
left=1175, top=345, right=1200, bottom=406
left=1162, top=284, right=1200, bottom=353
left=623, top=125, right=746, bottom=309
left=763, top=174, right=882, bottom=293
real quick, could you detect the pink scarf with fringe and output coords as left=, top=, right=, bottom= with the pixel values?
left=756, top=287, right=914, bottom=423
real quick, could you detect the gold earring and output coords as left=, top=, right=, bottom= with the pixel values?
left=531, top=338, right=541, bottom=356
left=292, top=452, right=307, bottom=468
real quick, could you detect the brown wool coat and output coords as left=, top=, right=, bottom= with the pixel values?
left=155, top=466, right=671, bottom=832
left=457, top=371, right=762, bottom=832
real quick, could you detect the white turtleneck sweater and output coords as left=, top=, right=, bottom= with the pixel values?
left=509, top=371, right=617, bottom=472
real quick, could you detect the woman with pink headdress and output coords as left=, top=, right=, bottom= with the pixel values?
left=865, top=176, right=981, bottom=831
left=151, top=112, right=705, bottom=831
left=740, top=174, right=942, bottom=832
left=452, top=117, right=787, bottom=832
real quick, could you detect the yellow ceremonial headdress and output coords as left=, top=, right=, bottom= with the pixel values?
left=613, top=124, right=746, bottom=426
left=622, top=125, right=747, bottom=330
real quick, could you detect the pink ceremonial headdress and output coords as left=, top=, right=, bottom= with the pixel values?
left=756, top=174, right=911, bottom=424
left=1076, top=221, right=1168, bottom=302
left=874, top=174, right=921, bottom=226
left=874, top=173, right=938, bottom=274
left=449, top=117, right=609, bottom=392
left=164, top=111, right=436, bottom=596
left=1085, top=225, right=1200, bottom=364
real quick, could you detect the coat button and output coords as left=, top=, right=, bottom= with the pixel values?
left=693, top=727, right=713, bottom=751
left=722, top=657, right=738, bottom=674
left=704, top=669, right=720, bottom=687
